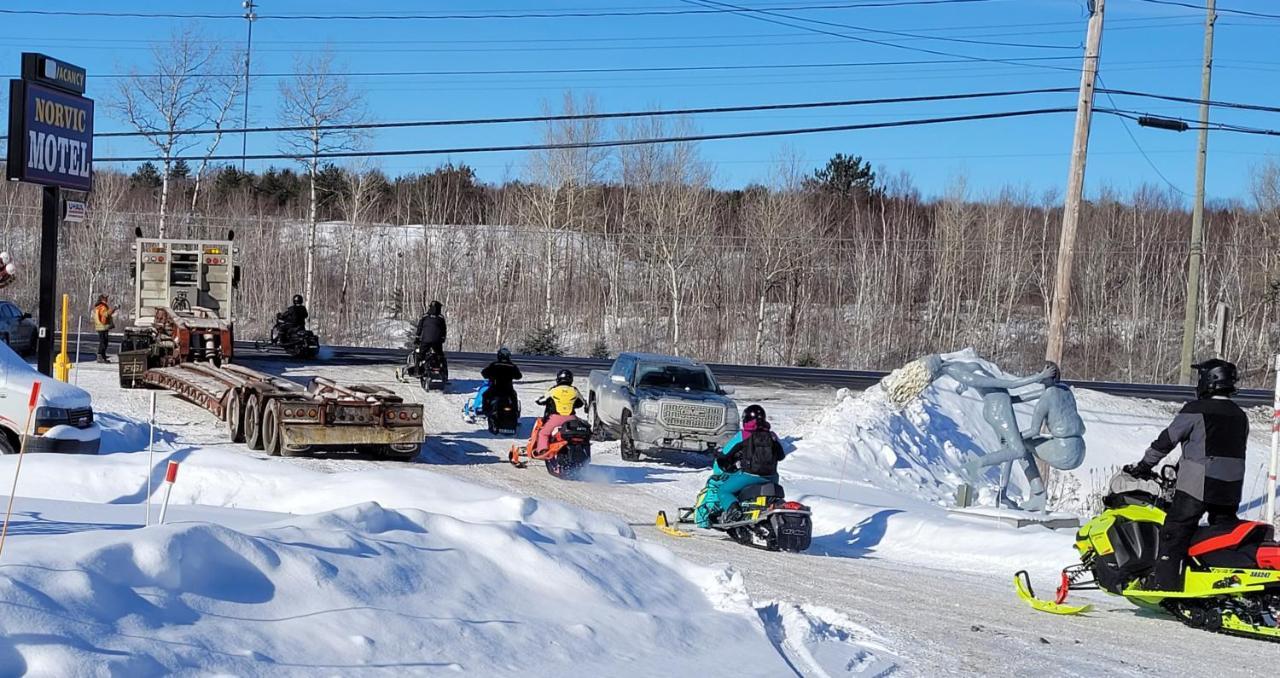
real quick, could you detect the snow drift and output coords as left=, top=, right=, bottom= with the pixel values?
left=0, top=500, right=816, bottom=676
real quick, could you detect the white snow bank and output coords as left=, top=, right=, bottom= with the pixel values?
left=0, top=500, right=808, bottom=676
left=786, top=348, right=1277, bottom=517
left=1, top=448, right=631, bottom=538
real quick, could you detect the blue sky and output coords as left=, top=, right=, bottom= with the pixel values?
left=1, top=0, right=1277, bottom=201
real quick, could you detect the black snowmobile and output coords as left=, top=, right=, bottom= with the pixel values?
left=676, top=470, right=813, bottom=553
left=259, top=315, right=320, bottom=359
left=485, top=392, right=521, bottom=435
left=396, top=345, right=446, bottom=391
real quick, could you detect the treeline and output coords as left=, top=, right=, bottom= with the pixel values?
left=1, top=148, right=1278, bottom=387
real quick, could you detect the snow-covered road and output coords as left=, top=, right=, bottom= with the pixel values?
left=57, top=358, right=1278, bottom=676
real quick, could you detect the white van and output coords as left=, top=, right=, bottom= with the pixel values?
left=0, top=341, right=100, bottom=454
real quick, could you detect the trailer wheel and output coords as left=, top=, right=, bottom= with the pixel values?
left=262, top=400, right=283, bottom=457
left=244, top=392, right=265, bottom=451
left=226, top=389, right=246, bottom=443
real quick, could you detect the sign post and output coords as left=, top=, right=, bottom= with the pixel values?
left=5, top=53, right=94, bottom=376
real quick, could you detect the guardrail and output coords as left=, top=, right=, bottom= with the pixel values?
left=235, top=340, right=1276, bottom=408
left=57, top=332, right=1274, bottom=407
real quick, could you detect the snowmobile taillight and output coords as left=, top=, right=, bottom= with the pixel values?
left=781, top=501, right=805, bottom=511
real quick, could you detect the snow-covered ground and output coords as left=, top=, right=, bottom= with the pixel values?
left=0, top=354, right=1275, bottom=676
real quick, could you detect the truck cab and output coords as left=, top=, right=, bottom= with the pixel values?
left=588, top=352, right=738, bottom=462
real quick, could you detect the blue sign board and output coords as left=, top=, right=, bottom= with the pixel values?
left=6, top=80, right=94, bottom=192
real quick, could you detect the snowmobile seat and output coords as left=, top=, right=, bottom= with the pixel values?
left=736, top=482, right=784, bottom=501
left=1189, top=520, right=1273, bottom=568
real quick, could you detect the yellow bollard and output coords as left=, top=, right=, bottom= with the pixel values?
left=53, top=294, right=71, bottom=382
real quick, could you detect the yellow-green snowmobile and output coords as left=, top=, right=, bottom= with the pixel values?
left=1016, top=467, right=1280, bottom=642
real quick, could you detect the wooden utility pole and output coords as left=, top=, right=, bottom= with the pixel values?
left=1178, top=0, right=1216, bottom=384
left=1045, top=0, right=1106, bottom=366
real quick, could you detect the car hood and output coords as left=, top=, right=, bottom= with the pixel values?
left=634, top=387, right=733, bottom=406
left=0, top=343, right=93, bottom=408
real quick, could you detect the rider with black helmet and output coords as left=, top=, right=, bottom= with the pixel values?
left=693, top=404, right=786, bottom=528
left=534, top=369, right=585, bottom=452
left=478, top=347, right=523, bottom=418
left=277, top=294, right=309, bottom=340
left=1124, top=358, right=1250, bottom=591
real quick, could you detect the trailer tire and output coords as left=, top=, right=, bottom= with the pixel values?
left=244, top=392, right=265, bottom=451
left=226, top=389, right=245, bottom=443
left=262, top=400, right=283, bottom=457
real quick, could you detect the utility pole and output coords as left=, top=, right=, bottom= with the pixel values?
left=240, top=0, right=258, bottom=173
left=1178, top=0, right=1216, bottom=384
left=1045, top=0, right=1106, bottom=367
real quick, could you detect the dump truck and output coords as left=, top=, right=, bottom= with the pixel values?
left=118, top=237, right=424, bottom=460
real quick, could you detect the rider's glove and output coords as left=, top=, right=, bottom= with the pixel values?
left=1122, top=462, right=1156, bottom=480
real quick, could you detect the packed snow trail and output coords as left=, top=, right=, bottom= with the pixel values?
left=54, top=359, right=1280, bottom=676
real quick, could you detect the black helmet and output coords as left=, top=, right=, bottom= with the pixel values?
left=1193, top=359, right=1238, bottom=398
left=742, top=404, right=767, bottom=425
left=497, top=347, right=511, bottom=363
left=292, top=294, right=303, bottom=305
left=556, top=369, right=574, bottom=386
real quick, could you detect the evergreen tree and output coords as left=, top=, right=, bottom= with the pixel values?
left=806, top=153, right=878, bottom=197
left=518, top=325, right=563, bottom=356
left=130, top=162, right=162, bottom=190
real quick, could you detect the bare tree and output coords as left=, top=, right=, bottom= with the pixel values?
left=112, top=27, right=220, bottom=237
left=277, top=51, right=367, bottom=310
left=189, top=52, right=246, bottom=214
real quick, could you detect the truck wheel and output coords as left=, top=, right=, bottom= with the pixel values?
left=226, top=389, right=246, bottom=443
left=619, top=412, right=641, bottom=462
left=244, top=393, right=265, bottom=451
left=590, top=398, right=610, bottom=441
left=0, top=432, right=16, bottom=455
left=262, top=400, right=283, bottom=456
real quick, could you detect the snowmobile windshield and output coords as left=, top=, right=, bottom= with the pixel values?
left=635, top=364, right=718, bottom=392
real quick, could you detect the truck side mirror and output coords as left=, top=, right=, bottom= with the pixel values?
left=720, top=385, right=736, bottom=395
left=610, top=374, right=627, bottom=386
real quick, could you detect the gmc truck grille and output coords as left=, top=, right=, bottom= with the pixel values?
left=658, top=402, right=724, bottom=431
left=68, top=407, right=94, bottom=428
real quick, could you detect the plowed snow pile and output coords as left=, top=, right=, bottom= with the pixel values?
left=783, top=349, right=1276, bottom=531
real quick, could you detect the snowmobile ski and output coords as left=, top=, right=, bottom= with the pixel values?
left=655, top=511, right=691, bottom=538
left=1014, top=570, right=1093, bottom=615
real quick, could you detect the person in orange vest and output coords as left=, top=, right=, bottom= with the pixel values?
left=93, top=295, right=117, bottom=363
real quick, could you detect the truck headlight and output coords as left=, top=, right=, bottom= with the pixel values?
left=34, top=406, right=70, bottom=434
left=639, top=400, right=661, bottom=418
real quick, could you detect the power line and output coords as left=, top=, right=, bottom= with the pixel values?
left=1097, top=76, right=1187, bottom=196
left=685, top=0, right=1081, bottom=50
left=0, top=1, right=1007, bottom=21
left=94, top=86, right=1078, bottom=138
left=76, top=55, right=1083, bottom=80
left=95, top=107, right=1079, bottom=163
left=1134, top=0, right=1280, bottom=20
left=677, top=0, right=1078, bottom=73
left=91, top=84, right=1280, bottom=139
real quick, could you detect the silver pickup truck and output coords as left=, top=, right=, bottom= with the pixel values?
left=588, top=352, right=739, bottom=462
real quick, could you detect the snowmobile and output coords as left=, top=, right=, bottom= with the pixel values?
left=1015, top=466, right=1280, bottom=642
left=396, top=346, right=446, bottom=391
left=463, top=386, right=521, bottom=435
left=256, top=315, right=320, bottom=359
left=508, top=416, right=592, bottom=479
left=676, top=476, right=813, bottom=553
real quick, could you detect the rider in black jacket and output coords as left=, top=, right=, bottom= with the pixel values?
left=414, top=300, right=448, bottom=381
left=1125, top=359, right=1249, bottom=591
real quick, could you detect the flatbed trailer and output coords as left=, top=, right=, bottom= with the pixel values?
left=132, top=361, right=423, bottom=459
left=118, top=236, right=424, bottom=460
